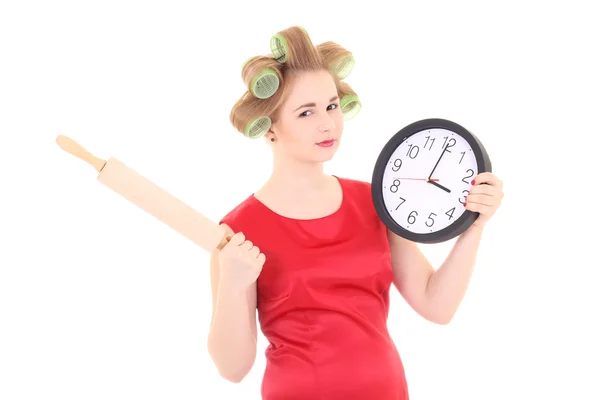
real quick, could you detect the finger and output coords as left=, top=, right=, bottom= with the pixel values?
left=240, top=240, right=254, bottom=250
left=473, top=172, right=502, bottom=187
left=229, top=232, right=246, bottom=246
left=219, top=223, right=235, bottom=236
left=465, top=200, right=493, bottom=213
left=469, top=184, right=495, bottom=196
left=257, top=253, right=266, bottom=265
left=467, top=194, right=498, bottom=206
left=249, top=246, right=260, bottom=258
left=219, top=223, right=236, bottom=243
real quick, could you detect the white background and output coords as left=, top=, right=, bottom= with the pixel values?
left=1, top=1, right=598, bottom=399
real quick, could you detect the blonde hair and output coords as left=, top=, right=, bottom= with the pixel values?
left=230, top=26, right=360, bottom=138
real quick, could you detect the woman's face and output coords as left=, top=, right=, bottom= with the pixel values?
left=269, top=68, right=344, bottom=163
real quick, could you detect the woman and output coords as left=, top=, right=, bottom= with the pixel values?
left=207, top=26, right=504, bottom=400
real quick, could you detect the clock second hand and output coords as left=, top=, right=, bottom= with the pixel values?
left=395, top=177, right=439, bottom=181
left=393, top=177, right=451, bottom=192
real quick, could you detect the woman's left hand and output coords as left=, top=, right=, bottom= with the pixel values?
left=466, top=172, right=504, bottom=229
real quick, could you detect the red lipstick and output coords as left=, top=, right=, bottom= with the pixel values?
left=316, top=139, right=335, bottom=147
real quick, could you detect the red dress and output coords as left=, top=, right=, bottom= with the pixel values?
left=219, top=176, right=409, bottom=399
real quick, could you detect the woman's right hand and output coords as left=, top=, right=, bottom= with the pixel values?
left=218, top=227, right=266, bottom=291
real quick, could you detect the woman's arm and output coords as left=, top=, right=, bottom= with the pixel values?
left=388, top=225, right=483, bottom=324
left=207, top=237, right=258, bottom=383
left=387, top=172, right=503, bottom=324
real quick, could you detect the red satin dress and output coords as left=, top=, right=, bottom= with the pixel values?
left=219, top=176, right=409, bottom=399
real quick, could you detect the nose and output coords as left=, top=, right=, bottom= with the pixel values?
left=318, top=114, right=335, bottom=133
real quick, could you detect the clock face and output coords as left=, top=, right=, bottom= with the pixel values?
left=372, top=118, right=492, bottom=244
left=381, top=127, right=477, bottom=235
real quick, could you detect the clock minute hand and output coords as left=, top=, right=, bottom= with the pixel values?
left=428, top=143, right=449, bottom=180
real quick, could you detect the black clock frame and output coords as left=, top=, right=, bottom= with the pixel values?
left=371, top=118, right=492, bottom=244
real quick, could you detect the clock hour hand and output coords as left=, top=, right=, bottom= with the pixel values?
left=428, top=180, right=451, bottom=193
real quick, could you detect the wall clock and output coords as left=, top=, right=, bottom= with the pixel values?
left=371, top=118, right=492, bottom=243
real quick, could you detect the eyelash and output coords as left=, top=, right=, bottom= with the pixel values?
left=299, top=103, right=339, bottom=117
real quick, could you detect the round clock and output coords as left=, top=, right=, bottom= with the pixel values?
left=371, top=118, right=492, bottom=244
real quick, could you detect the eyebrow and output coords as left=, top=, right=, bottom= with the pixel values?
left=293, top=96, right=339, bottom=112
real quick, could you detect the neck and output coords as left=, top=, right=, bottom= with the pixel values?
left=265, top=154, right=330, bottom=194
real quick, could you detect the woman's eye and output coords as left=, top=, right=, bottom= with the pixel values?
left=299, top=104, right=339, bottom=117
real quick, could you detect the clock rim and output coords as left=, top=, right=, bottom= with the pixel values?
left=371, top=118, right=492, bottom=244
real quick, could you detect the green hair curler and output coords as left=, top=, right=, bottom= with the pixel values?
left=249, top=68, right=280, bottom=99
left=331, top=54, right=355, bottom=80
left=242, top=57, right=280, bottom=99
left=244, top=116, right=272, bottom=139
left=270, top=33, right=288, bottom=63
left=340, top=94, right=361, bottom=120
